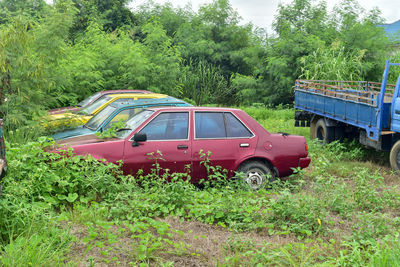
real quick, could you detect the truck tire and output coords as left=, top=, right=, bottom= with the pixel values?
left=390, top=140, right=400, bottom=172
left=315, top=118, right=335, bottom=143
left=310, top=119, right=317, bottom=139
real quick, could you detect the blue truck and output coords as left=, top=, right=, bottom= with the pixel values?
left=294, top=60, right=400, bottom=171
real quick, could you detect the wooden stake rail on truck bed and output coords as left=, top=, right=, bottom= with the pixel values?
left=296, top=80, right=396, bottom=106
left=294, top=60, right=400, bottom=172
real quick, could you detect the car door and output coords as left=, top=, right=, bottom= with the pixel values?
left=122, top=111, right=192, bottom=177
left=191, top=111, right=257, bottom=182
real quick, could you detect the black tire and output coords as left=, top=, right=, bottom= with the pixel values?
left=315, top=118, right=335, bottom=143
left=310, top=119, right=317, bottom=139
left=390, top=140, right=400, bottom=172
left=237, top=161, right=275, bottom=190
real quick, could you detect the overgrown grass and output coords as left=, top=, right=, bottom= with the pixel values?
left=0, top=107, right=399, bottom=266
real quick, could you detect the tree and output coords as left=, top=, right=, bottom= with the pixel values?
left=0, top=0, right=46, bottom=24
left=70, top=0, right=135, bottom=35
left=261, top=0, right=391, bottom=105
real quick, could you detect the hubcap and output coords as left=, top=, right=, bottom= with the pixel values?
left=246, top=170, right=264, bottom=190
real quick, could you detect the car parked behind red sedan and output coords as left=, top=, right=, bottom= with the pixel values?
left=55, top=107, right=310, bottom=189
left=48, top=89, right=152, bottom=115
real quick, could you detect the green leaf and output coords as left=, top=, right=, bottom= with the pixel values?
left=65, top=193, right=79, bottom=203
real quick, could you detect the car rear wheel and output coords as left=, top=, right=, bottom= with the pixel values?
left=237, top=161, right=275, bottom=190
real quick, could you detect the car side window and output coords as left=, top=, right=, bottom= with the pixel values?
left=139, top=112, right=189, bottom=140
left=104, top=109, right=136, bottom=130
left=195, top=112, right=226, bottom=138
left=225, top=113, right=253, bottom=138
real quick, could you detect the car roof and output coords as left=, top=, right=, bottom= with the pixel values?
left=108, top=97, right=191, bottom=108
left=100, top=89, right=152, bottom=95
left=105, top=93, right=167, bottom=99
left=145, top=106, right=242, bottom=113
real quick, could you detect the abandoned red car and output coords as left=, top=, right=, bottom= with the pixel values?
left=56, top=107, right=310, bottom=189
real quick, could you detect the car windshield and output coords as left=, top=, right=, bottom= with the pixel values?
left=77, top=92, right=101, bottom=107
left=116, top=110, right=154, bottom=139
left=79, top=96, right=112, bottom=115
left=85, top=105, right=117, bottom=130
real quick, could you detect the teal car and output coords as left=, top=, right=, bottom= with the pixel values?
left=52, top=97, right=191, bottom=140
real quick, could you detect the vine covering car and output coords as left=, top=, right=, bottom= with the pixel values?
left=54, top=107, right=310, bottom=189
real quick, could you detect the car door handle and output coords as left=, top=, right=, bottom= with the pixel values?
left=240, top=143, right=250, bottom=147
left=177, top=145, right=188, bottom=149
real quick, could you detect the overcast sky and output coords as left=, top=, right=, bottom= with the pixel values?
left=130, top=0, right=400, bottom=33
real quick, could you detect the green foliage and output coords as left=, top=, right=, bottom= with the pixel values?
left=95, top=120, right=126, bottom=139
left=70, top=0, right=135, bottom=33
left=0, top=230, right=71, bottom=267
left=178, top=59, right=231, bottom=105
left=300, top=41, right=366, bottom=80
left=0, top=0, right=396, bottom=122
left=261, top=0, right=393, bottom=105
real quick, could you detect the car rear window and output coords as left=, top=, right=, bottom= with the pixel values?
left=79, top=96, right=112, bottom=115
left=78, top=92, right=101, bottom=107
left=225, top=113, right=253, bottom=138
left=85, top=105, right=116, bottom=130
left=195, top=112, right=253, bottom=139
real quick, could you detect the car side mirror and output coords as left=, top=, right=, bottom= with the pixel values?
left=132, top=132, right=147, bottom=147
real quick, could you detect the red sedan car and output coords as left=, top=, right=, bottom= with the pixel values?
left=56, top=107, right=310, bottom=189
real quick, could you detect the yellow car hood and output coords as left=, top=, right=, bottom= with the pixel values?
left=43, top=112, right=92, bottom=128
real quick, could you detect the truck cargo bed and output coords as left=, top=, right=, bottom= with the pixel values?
left=295, top=80, right=395, bottom=137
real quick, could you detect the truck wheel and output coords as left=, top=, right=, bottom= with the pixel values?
left=310, top=119, right=317, bottom=139
left=237, top=161, right=275, bottom=190
left=315, top=119, right=334, bottom=143
left=390, top=140, right=400, bottom=172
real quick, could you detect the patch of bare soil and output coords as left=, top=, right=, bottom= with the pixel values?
left=63, top=217, right=299, bottom=267
left=156, top=217, right=297, bottom=266
left=64, top=222, right=133, bottom=267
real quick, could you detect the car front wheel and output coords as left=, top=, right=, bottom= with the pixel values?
left=237, top=161, right=275, bottom=190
